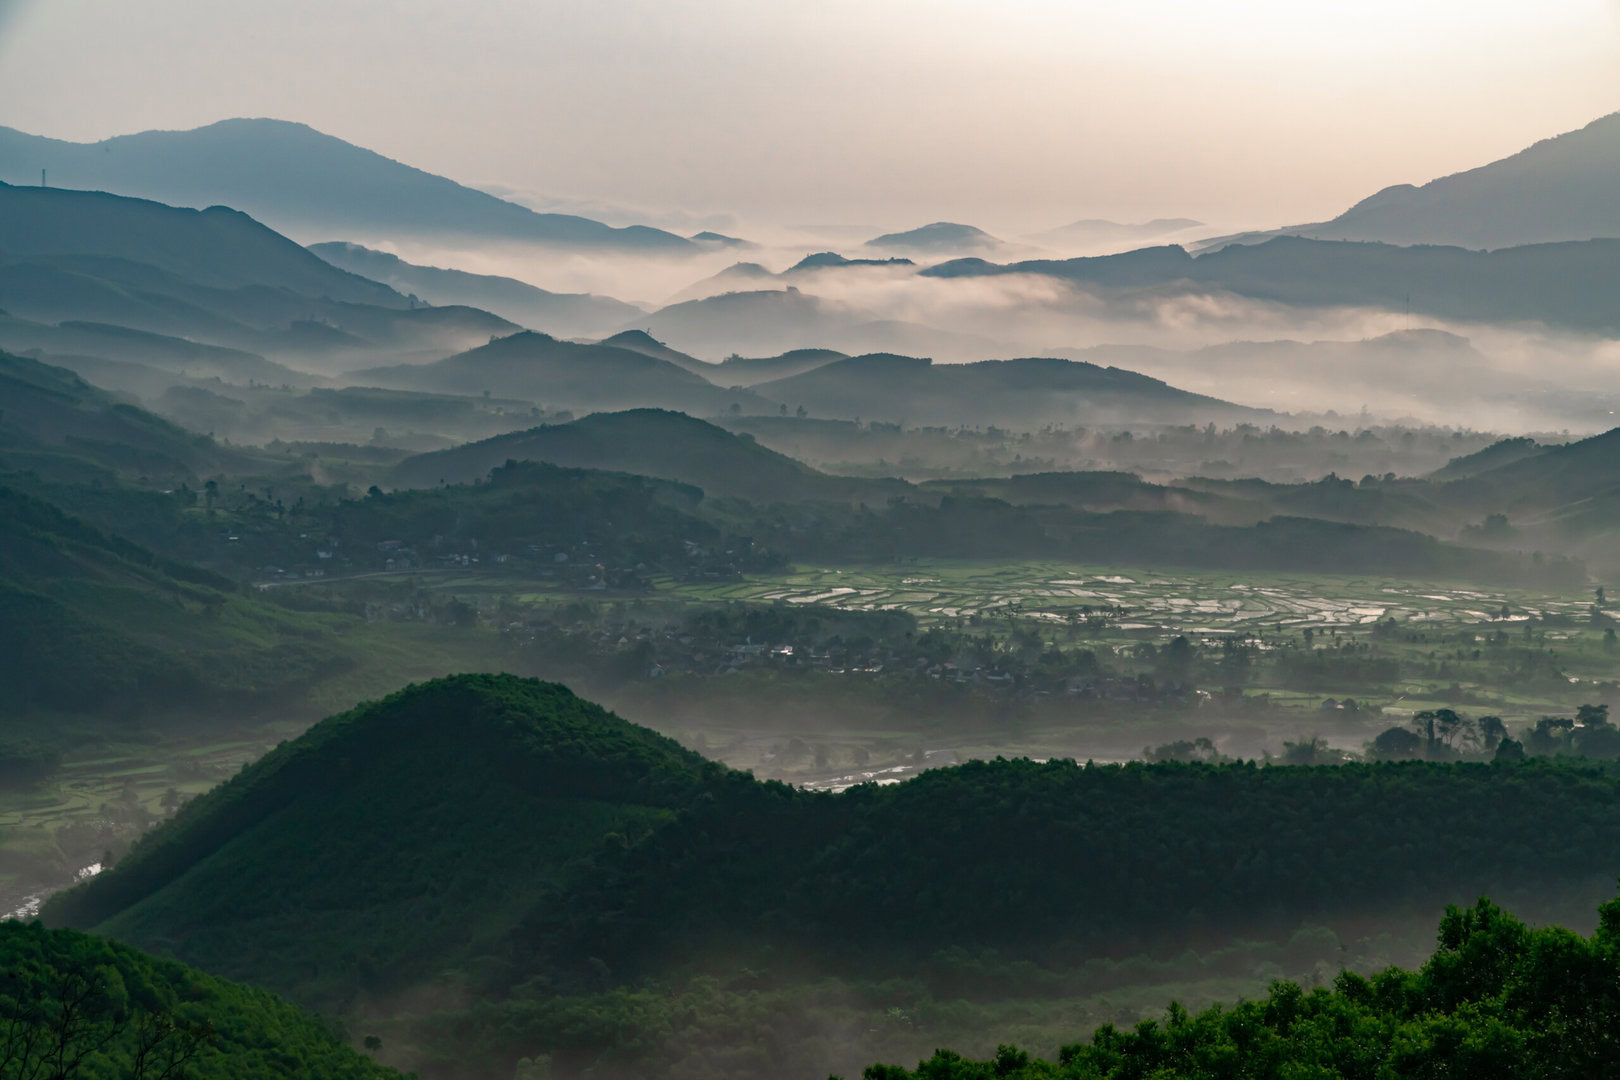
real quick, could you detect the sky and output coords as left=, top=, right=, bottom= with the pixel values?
left=1, top=0, right=1617, bottom=234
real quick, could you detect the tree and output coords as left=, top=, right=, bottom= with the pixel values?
left=1526, top=716, right=1573, bottom=756
left=1576, top=703, right=1609, bottom=727
left=1369, top=726, right=1422, bottom=760
left=1158, top=635, right=1194, bottom=680
left=1493, top=737, right=1526, bottom=762
left=1477, top=715, right=1507, bottom=751
left=1576, top=724, right=1620, bottom=760
left=1407, top=707, right=1468, bottom=756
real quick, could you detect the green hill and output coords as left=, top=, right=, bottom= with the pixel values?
left=45, top=675, right=1620, bottom=1077
left=388, top=407, right=887, bottom=501
left=0, top=920, right=398, bottom=1079
left=355, top=330, right=774, bottom=416
left=46, top=676, right=721, bottom=1006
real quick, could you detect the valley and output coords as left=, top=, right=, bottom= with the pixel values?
left=4, top=20, right=1620, bottom=1077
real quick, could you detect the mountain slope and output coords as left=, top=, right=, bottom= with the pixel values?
left=1205, top=112, right=1620, bottom=250
left=0, top=315, right=303, bottom=386
left=0, top=181, right=402, bottom=304
left=0, top=485, right=350, bottom=716
left=0, top=182, right=517, bottom=360
left=1308, top=112, right=1620, bottom=248
left=0, top=349, right=261, bottom=477
left=0, top=119, right=694, bottom=251
left=309, top=242, right=644, bottom=334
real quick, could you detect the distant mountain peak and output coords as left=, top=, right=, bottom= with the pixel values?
left=865, top=222, right=1000, bottom=253
left=601, top=328, right=669, bottom=348
left=788, top=251, right=916, bottom=272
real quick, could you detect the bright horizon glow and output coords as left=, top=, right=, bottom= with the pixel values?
left=1, top=0, right=1617, bottom=234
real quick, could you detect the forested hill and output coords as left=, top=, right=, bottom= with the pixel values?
left=0, top=920, right=398, bottom=1078
left=45, top=675, right=730, bottom=1004
left=862, top=894, right=1620, bottom=1080
left=388, top=407, right=902, bottom=501
left=47, top=676, right=1620, bottom=1021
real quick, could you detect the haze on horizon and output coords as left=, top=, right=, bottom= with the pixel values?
left=2, top=0, right=1618, bottom=235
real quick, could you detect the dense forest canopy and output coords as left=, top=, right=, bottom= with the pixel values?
left=0, top=920, right=398, bottom=1078
left=859, top=894, right=1620, bottom=1080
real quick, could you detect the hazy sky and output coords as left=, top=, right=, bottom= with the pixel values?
left=2, top=0, right=1617, bottom=233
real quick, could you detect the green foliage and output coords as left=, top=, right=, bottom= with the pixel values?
left=0, top=920, right=399, bottom=1078
left=531, top=757, right=1620, bottom=983
left=859, top=894, right=1620, bottom=1079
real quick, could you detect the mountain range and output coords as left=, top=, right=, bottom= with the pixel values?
left=0, top=118, right=695, bottom=251
left=926, top=235, right=1620, bottom=336
left=0, top=182, right=517, bottom=360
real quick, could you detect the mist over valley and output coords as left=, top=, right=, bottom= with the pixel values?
left=4, top=6, right=1620, bottom=1077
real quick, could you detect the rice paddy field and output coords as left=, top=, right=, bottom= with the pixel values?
left=635, top=561, right=1602, bottom=641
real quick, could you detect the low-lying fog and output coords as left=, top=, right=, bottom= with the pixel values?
left=321, top=229, right=1620, bottom=436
